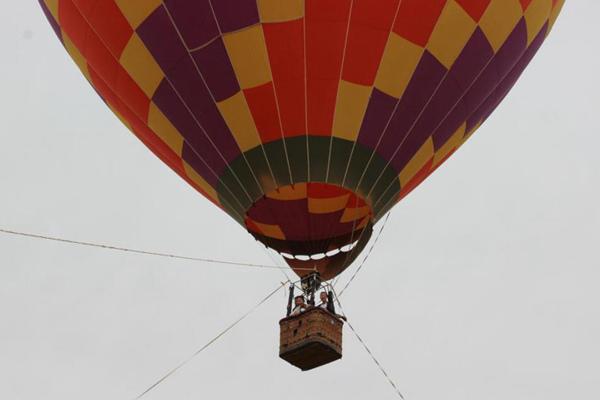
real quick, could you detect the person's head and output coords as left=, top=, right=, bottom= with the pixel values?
left=320, top=291, right=328, bottom=303
left=294, top=295, right=305, bottom=306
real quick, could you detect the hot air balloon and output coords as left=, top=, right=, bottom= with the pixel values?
left=40, top=0, right=564, bottom=370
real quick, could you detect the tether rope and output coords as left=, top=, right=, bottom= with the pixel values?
left=345, top=320, right=406, bottom=399
left=337, top=212, right=392, bottom=296
left=330, top=285, right=405, bottom=399
left=133, top=281, right=287, bottom=399
left=0, top=228, right=315, bottom=271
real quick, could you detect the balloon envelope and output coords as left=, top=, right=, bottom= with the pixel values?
left=39, top=0, right=564, bottom=279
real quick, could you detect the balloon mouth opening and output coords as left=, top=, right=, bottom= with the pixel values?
left=244, top=182, right=373, bottom=280
left=277, top=240, right=360, bottom=261
left=255, top=224, right=373, bottom=280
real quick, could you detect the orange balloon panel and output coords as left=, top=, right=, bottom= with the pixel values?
left=39, top=0, right=564, bottom=279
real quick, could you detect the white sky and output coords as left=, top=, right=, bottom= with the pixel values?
left=1, top=2, right=599, bottom=400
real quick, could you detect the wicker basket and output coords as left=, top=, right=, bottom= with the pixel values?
left=279, top=307, right=343, bottom=370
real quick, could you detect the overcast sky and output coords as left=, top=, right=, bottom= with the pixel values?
left=1, top=2, right=599, bottom=400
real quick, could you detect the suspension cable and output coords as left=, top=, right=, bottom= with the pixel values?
left=337, top=212, right=392, bottom=296
left=261, top=245, right=293, bottom=283
left=133, top=281, right=288, bottom=399
left=0, top=227, right=314, bottom=271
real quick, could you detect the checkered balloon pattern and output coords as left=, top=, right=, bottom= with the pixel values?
left=40, top=0, right=564, bottom=279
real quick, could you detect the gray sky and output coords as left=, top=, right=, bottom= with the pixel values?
left=1, top=2, right=599, bottom=400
